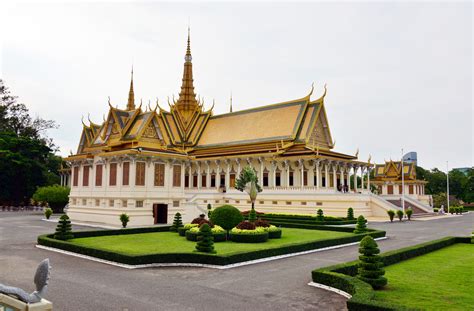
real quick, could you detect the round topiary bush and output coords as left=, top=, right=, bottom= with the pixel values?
left=210, top=205, right=243, bottom=232
left=254, top=219, right=270, bottom=228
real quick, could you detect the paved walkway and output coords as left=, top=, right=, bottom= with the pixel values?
left=0, top=212, right=472, bottom=310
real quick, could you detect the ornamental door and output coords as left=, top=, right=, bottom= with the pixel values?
left=153, top=204, right=168, bottom=224
left=387, top=185, right=394, bottom=195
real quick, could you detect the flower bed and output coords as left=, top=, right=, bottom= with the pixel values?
left=229, top=227, right=269, bottom=243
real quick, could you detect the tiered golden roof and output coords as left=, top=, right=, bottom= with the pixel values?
left=69, top=30, right=359, bottom=163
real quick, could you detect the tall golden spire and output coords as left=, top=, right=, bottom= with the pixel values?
left=126, top=67, right=135, bottom=110
left=175, top=27, right=199, bottom=124
left=230, top=91, right=233, bottom=113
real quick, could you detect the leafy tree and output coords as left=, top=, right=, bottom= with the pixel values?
left=54, top=214, right=74, bottom=240
left=0, top=79, right=60, bottom=206
left=32, top=185, right=70, bottom=213
left=353, top=215, right=367, bottom=234
left=316, top=209, right=324, bottom=221
left=357, top=236, right=387, bottom=289
left=120, top=213, right=129, bottom=228
left=347, top=207, right=354, bottom=220
left=235, top=166, right=262, bottom=221
left=195, top=223, right=215, bottom=253
left=170, top=212, right=183, bottom=232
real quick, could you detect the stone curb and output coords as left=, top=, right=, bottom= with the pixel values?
left=308, top=281, right=352, bottom=299
left=36, top=237, right=387, bottom=270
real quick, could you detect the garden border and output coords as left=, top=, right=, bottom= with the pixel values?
left=310, top=236, right=472, bottom=310
left=36, top=225, right=386, bottom=267
left=36, top=237, right=387, bottom=270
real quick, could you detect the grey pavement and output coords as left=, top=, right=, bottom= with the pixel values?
left=0, top=212, right=472, bottom=311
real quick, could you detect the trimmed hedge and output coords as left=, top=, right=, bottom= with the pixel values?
left=261, top=213, right=357, bottom=226
left=311, top=237, right=471, bottom=310
left=230, top=231, right=269, bottom=243
left=37, top=226, right=386, bottom=266
left=185, top=230, right=226, bottom=242
left=268, top=230, right=282, bottom=239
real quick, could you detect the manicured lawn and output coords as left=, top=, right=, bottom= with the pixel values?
left=69, top=228, right=353, bottom=256
left=373, top=243, right=474, bottom=310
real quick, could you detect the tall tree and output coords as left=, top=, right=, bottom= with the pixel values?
left=0, top=79, right=60, bottom=205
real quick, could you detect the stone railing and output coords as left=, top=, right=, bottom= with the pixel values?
left=0, top=294, right=52, bottom=311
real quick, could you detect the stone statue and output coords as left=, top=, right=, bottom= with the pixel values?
left=0, top=258, right=51, bottom=303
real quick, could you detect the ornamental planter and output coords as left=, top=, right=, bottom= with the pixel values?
left=229, top=232, right=269, bottom=243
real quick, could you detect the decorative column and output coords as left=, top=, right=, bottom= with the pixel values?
left=347, top=166, right=352, bottom=191
left=360, top=167, right=365, bottom=191
left=225, top=160, right=230, bottom=191
left=367, top=167, right=371, bottom=191
left=215, top=160, right=221, bottom=189
left=353, top=166, right=358, bottom=192
left=285, top=160, right=290, bottom=187
left=332, top=164, right=337, bottom=190
left=315, top=160, right=320, bottom=189
left=299, top=159, right=304, bottom=188
left=197, top=162, right=202, bottom=189
left=259, top=157, right=264, bottom=187
left=188, top=163, right=193, bottom=188
left=205, top=161, right=211, bottom=189
left=271, top=161, right=277, bottom=188
left=308, top=160, right=315, bottom=187
left=324, top=161, right=329, bottom=189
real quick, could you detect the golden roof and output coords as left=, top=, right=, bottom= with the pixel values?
left=68, top=30, right=359, bottom=164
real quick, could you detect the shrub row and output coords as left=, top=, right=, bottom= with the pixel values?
left=37, top=228, right=385, bottom=266
left=229, top=231, right=269, bottom=243
left=260, top=214, right=357, bottom=226
left=311, top=237, right=471, bottom=310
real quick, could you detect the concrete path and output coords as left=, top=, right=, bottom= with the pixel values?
left=0, top=212, right=472, bottom=311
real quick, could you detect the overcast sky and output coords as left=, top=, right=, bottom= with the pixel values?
left=1, top=1, right=472, bottom=170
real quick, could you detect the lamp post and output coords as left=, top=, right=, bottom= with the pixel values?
left=446, top=161, right=450, bottom=214
left=401, top=148, right=406, bottom=219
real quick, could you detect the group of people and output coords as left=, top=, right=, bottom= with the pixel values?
left=337, top=184, right=350, bottom=193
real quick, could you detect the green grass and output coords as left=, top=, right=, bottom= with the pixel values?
left=373, top=243, right=474, bottom=310
left=69, top=228, right=353, bottom=256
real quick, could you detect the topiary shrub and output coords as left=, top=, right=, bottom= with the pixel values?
left=44, top=207, right=53, bottom=220
left=357, top=236, right=387, bottom=289
left=353, top=215, right=367, bottom=234
left=405, top=208, right=413, bottom=220
left=54, top=214, right=74, bottom=240
left=207, top=203, right=212, bottom=218
left=387, top=210, right=395, bottom=222
left=195, top=224, right=216, bottom=253
left=316, top=209, right=324, bottom=221
left=396, top=210, right=404, bottom=221
left=120, top=213, right=129, bottom=228
left=248, top=207, right=257, bottom=223
left=347, top=207, right=355, bottom=220
left=236, top=221, right=256, bottom=230
left=264, top=225, right=282, bottom=239
left=210, top=205, right=243, bottom=233
left=170, top=212, right=183, bottom=232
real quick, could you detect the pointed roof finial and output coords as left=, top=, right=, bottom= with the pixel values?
left=185, top=25, right=192, bottom=62
left=230, top=91, right=233, bottom=113
left=127, top=66, right=135, bottom=110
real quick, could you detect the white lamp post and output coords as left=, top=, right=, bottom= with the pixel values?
left=401, top=148, right=406, bottom=219
left=446, top=161, right=450, bottom=214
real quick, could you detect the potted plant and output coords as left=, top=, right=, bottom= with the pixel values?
left=396, top=210, right=404, bottom=221
left=387, top=210, right=395, bottom=222
left=119, top=213, right=129, bottom=228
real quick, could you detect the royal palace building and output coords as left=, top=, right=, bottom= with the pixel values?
left=65, top=30, right=432, bottom=226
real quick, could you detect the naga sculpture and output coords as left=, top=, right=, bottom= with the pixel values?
left=0, top=258, right=51, bottom=303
